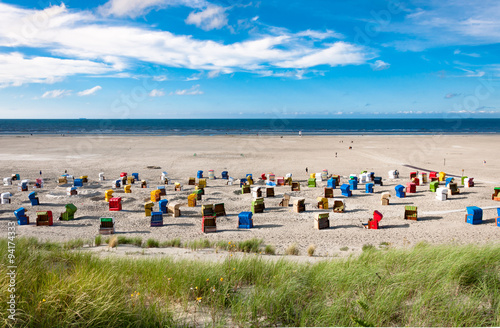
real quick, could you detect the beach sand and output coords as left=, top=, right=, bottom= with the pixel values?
left=1, top=134, right=499, bottom=256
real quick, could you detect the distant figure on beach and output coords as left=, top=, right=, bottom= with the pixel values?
left=305, top=167, right=308, bottom=174
left=299, top=130, right=302, bottom=137
left=483, top=160, right=486, bottom=164
left=39, top=170, right=42, bottom=176
left=335, top=152, right=337, bottom=158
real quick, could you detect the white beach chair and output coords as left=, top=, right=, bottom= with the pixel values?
left=436, top=187, right=448, bottom=201
left=1, top=192, right=11, bottom=204
left=316, top=172, right=323, bottom=182
left=227, top=177, right=234, bottom=186
left=99, top=172, right=105, bottom=181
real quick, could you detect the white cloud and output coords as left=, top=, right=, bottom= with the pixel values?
left=153, top=75, right=168, bottom=81
left=149, top=89, right=165, bottom=97
left=444, top=93, right=460, bottom=99
left=370, top=60, right=390, bottom=71
left=0, top=3, right=373, bottom=86
left=41, top=89, right=71, bottom=98
left=385, top=1, right=500, bottom=50
left=78, top=85, right=102, bottom=96
left=98, top=0, right=207, bottom=18
left=185, top=6, right=228, bottom=31
left=295, top=29, right=344, bottom=40
left=0, top=52, right=115, bottom=87
left=173, top=84, right=203, bottom=95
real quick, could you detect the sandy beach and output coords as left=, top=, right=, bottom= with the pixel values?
left=1, top=134, right=499, bottom=256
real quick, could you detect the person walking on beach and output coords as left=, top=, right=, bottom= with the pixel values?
left=335, top=152, right=337, bottom=158
left=305, top=167, right=308, bottom=174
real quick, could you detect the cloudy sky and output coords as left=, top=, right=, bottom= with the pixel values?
left=0, top=0, right=499, bottom=118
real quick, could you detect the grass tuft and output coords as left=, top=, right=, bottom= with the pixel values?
left=285, top=243, right=299, bottom=255
left=146, top=238, right=159, bottom=248
left=95, top=235, right=102, bottom=246
left=264, top=244, right=276, bottom=255
left=307, top=244, right=316, bottom=257
left=108, top=236, right=118, bottom=248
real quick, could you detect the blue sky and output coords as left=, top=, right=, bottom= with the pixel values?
left=0, top=0, right=499, bottom=118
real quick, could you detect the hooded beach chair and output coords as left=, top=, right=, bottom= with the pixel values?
left=124, top=185, right=131, bottom=193
left=67, top=186, right=78, bottom=196
left=36, top=211, right=53, bottom=226
left=496, top=208, right=500, bottom=227
left=161, top=172, right=168, bottom=184
left=315, top=172, right=323, bottom=182
left=114, top=179, right=121, bottom=188
left=132, top=173, right=139, bottom=181
left=120, top=172, right=127, bottom=178
left=150, top=212, right=163, bottom=227
left=188, top=194, right=197, bottom=207
left=381, top=192, right=390, bottom=205
left=317, top=197, right=328, bottom=209
left=15, top=207, right=29, bottom=225
left=251, top=198, right=265, bottom=213
left=238, top=211, right=253, bottom=229
left=241, top=185, right=250, bottom=194
left=439, top=172, right=446, bottom=182
left=246, top=175, right=254, bottom=185
left=197, top=179, right=207, bottom=188
left=279, top=194, right=290, bottom=207
left=314, top=212, right=330, bottom=230
left=266, top=187, right=275, bottom=197
left=445, top=177, right=454, bottom=187
left=74, top=178, right=83, bottom=187
left=404, top=206, right=418, bottom=221
left=227, top=177, right=234, bottom=185
left=221, top=171, right=228, bottom=179
left=293, top=198, right=305, bottom=213
left=340, top=184, right=352, bottom=197
left=406, top=182, right=416, bottom=194
left=159, top=199, right=168, bottom=213
left=157, top=185, right=166, bottom=196
left=411, top=177, right=420, bottom=186
left=365, top=183, right=374, bottom=194
left=99, top=172, right=105, bottom=181
left=448, top=183, right=460, bottom=195
left=436, top=187, right=448, bottom=201
left=99, top=217, right=114, bottom=235
left=327, top=178, right=336, bottom=189
left=373, top=177, right=383, bottom=186
left=202, top=216, right=216, bottom=233
left=430, top=181, right=439, bottom=192
left=308, top=178, right=316, bottom=188
left=197, top=170, right=203, bottom=179
left=291, top=182, right=300, bottom=191
left=492, top=187, right=500, bottom=201
left=193, top=188, right=203, bottom=200
left=3, top=177, right=12, bottom=186
left=105, top=189, right=114, bottom=202
left=363, top=210, right=383, bottom=229
left=59, top=176, right=68, bottom=184
left=331, top=175, right=340, bottom=186
left=240, top=178, right=248, bottom=187
left=388, top=170, right=399, bottom=179
left=28, top=192, right=39, bottom=206
left=252, top=186, right=262, bottom=198
left=285, top=173, right=293, bottom=185
left=174, top=183, right=182, bottom=191
left=127, top=176, right=135, bottom=185
left=19, top=180, right=29, bottom=192
left=395, top=185, right=405, bottom=198
left=276, top=177, right=285, bottom=186
left=208, top=170, right=215, bottom=180
left=429, top=172, right=438, bottom=181
left=201, top=204, right=214, bottom=217
left=419, top=172, right=427, bottom=184
left=360, top=173, right=369, bottom=183
left=60, top=204, right=77, bottom=221
left=109, top=197, right=122, bottom=211
left=465, top=206, right=482, bottom=225
left=324, top=187, right=334, bottom=198
left=144, top=201, right=154, bottom=216
left=410, top=172, right=417, bottom=179
left=322, top=170, right=328, bottom=180
left=332, top=199, right=345, bottom=213
left=349, top=179, right=358, bottom=190
left=1, top=192, right=11, bottom=204
left=151, top=189, right=161, bottom=202
left=214, top=203, right=226, bottom=216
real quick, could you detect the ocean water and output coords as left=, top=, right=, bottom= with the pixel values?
left=0, top=119, right=499, bottom=135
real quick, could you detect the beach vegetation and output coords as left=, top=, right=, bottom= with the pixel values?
left=1, top=238, right=499, bottom=327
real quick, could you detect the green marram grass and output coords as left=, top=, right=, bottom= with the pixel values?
left=1, top=238, right=499, bottom=327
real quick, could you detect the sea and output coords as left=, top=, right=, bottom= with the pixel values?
left=0, top=119, right=499, bottom=135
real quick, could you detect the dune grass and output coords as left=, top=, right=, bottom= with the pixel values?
left=1, top=238, right=499, bottom=327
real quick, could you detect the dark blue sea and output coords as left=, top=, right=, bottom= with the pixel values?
left=0, top=119, right=499, bottom=135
